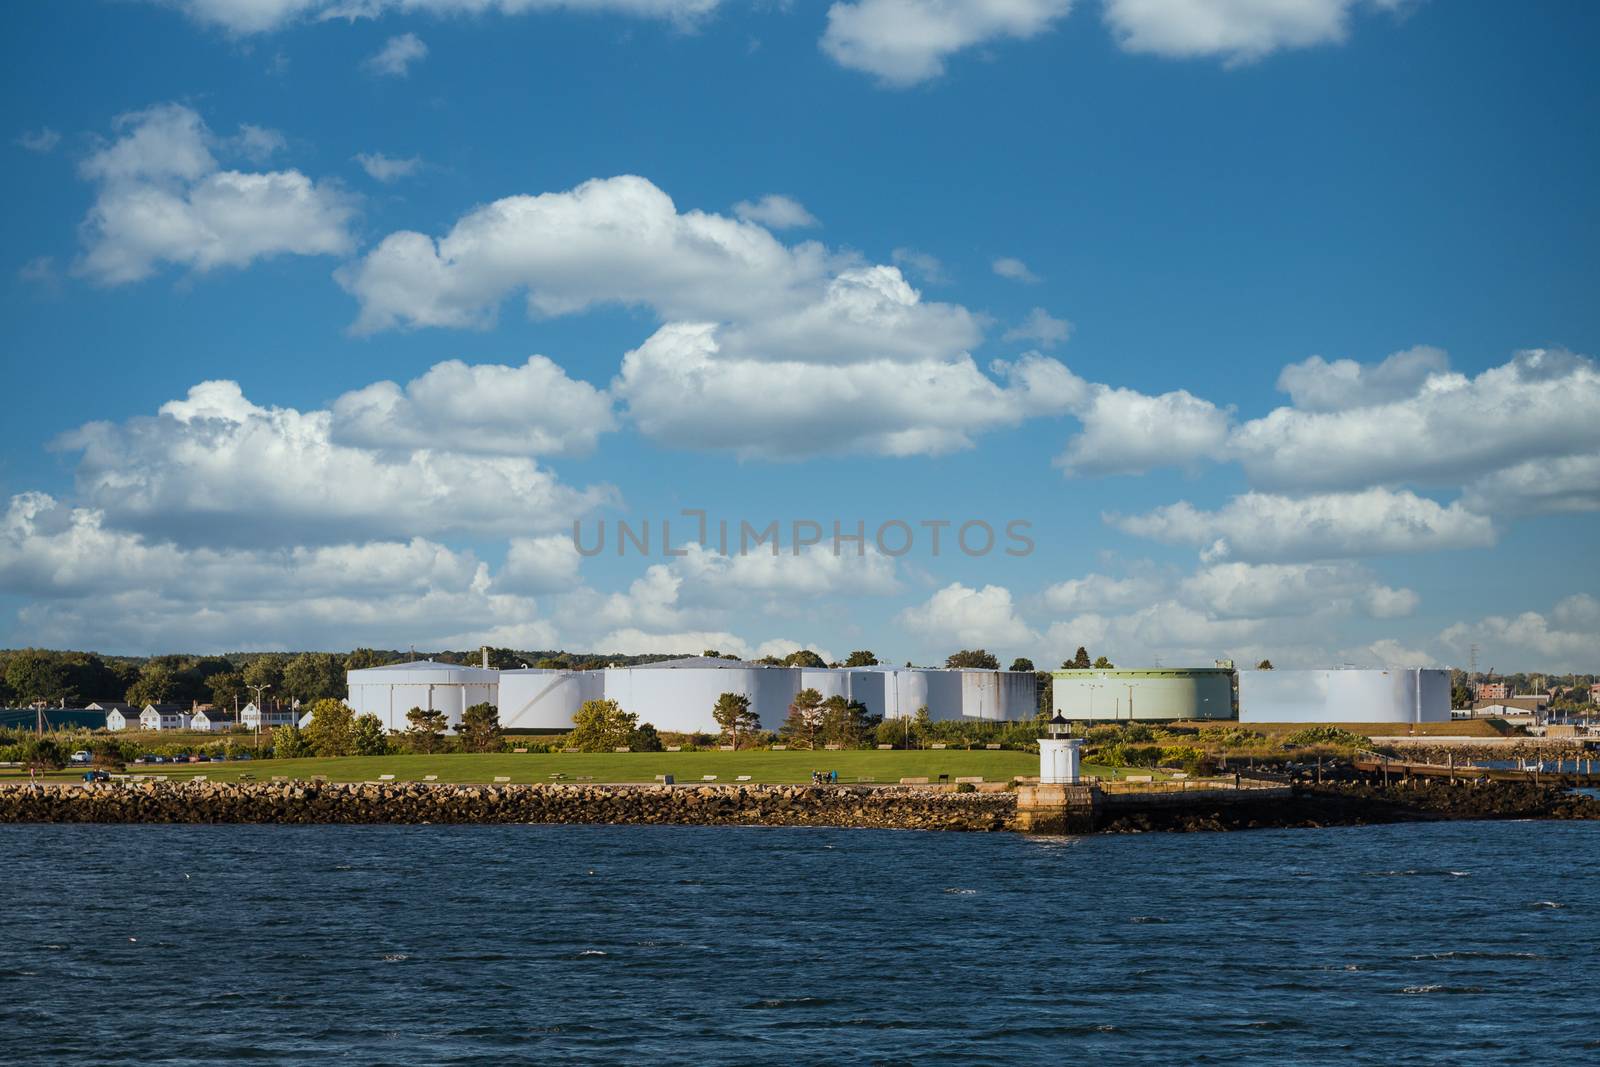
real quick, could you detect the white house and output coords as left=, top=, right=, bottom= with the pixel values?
left=139, top=704, right=192, bottom=731
left=190, top=708, right=239, bottom=733
left=239, top=702, right=298, bottom=730
left=93, top=703, right=139, bottom=731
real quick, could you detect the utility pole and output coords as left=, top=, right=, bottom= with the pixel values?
left=247, top=684, right=272, bottom=742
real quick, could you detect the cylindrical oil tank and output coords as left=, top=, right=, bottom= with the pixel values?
left=497, top=669, right=605, bottom=730
left=954, top=670, right=1039, bottom=721
left=603, top=661, right=801, bottom=733
left=1051, top=668, right=1234, bottom=722
left=839, top=667, right=931, bottom=720
left=800, top=668, right=852, bottom=703
left=916, top=669, right=966, bottom=721
left=345, top=660, right=501, bottom=733
left=1238, top=668, right=1449, bottom=723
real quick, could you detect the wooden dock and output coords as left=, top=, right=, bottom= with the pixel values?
left=1353, top=755, right=1600, bottom=786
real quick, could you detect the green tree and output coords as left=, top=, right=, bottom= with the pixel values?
left=1062, top=647, right=1091, bottom=669
left=568, top=699, right=638, bottom=752
left=283, top=652, right=345, bottom=703
left=1009, top=657, right=1035, bottom=672
left=302, top=698, right=356, bottom=757
left=1256, top=659, right=1274, bottom=670
left=4, top=651, right=72, bottom=705
left=946, top=649, right=1000, bottom=669
left=630, top=722, right=664, bottom=752
left=912, top=705, right=934, bottom=746
left=820, top=696, right=873, bottom=748
left=845, top=650, right=879, bottom=667
left=125, top=662, right=176, bottom=707
left=344, top=648, right=392, bottom=671
left=243, top=655, right=286, bottom=692
left=351, top=713, right=388, bottom=756
left=1092, top=656, right=1114, bottom=669
left=712, top=692, right=760, bottom=750
left=22, top=736, right=65, bottom=770
left=207, top=672, right=247, bottom=711
left=272, top=723, right=310, bottom=759
left=780, top=688, right=825, bottom=749
left=405, top=707, right=449, bottom=753
left=783, top=649, right=827, bottom=669
left=458, top=702, right=502, bottom=753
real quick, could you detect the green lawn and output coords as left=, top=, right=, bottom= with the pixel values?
left=2, top=749, right=1138, bottom=786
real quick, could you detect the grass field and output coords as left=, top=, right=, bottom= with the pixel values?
left=1, top=749, right=1132, bottom=785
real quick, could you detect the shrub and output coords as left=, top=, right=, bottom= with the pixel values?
left=1284, top=726, right=1369, bottom=749
left=272, top=723, right=311, bottom=759
left=954, top=782, right=976, bottom=793
left=630, top=722, right=664, bottom=752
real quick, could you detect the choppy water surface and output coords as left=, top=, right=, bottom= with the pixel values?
left=3, top=821, right=1597, bottom=1065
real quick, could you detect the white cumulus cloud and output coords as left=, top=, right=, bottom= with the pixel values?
left=330, top=355, right=616, bottom=457
left=75, top=103, right=355, bottom=284
left=732, top=193, right=818, bottom=229
left=355, top=152, right=422, bottom=183
left=1104, top=0, right=1404, bottom=64
left=1110, top=488, right=1496, bottom=562
left=897, top=581, right=1037, bottom=649
left=822, top=0, right=1073, bottom=86
left=365, top=32, right=428, bottom=76
left=55, top=379, right=614, bottom=547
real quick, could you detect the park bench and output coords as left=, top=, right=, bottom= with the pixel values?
left=513, top=747, right=527, bottom=753
left=1171, top=772, right=1189, bottom=780
left=930, top=743, right=947, bottom=750
left=771, top=744, right=787, bottom=750
left=1125, top=774, right=1153, bottom=783
left=547, top=773, right=566, bottom=780
left=270, top=776, right=287, bottom=782
left=378, top=774, right=395, bottom=781
left=613, top=746, right=631, bottom=752
left=856, top=776, right=876, bottom=784
left=735, top=775, right=752, bottom=782
left=824, top=743, right=842, bottom=751
left=876, top=744, right=893, bottom=750
left=423, top=774, right=438, bottom=782
left=718, top=745, right=735, bottom=751
left=954, top=776, right=983, bottom=784
left=493, top=776, right=511, bottom=784
left=576, top=775, right=594, bottom=782
left=899, top=776, right=929, bottom=785
left=666, top=745, right=682, bottom=752
left=190, top=775, right=207, bottom=782
left=937, top=774, right=950, bottom=785
left=654, top=774, right=673, bottom=783
left=701, top=775, right=718, bottom=782
left=984, top=743, right=1001, bottom=750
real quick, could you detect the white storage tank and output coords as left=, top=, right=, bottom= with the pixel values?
left=345, top=660, right=500, bottom=733
left=845, top=666, right=930, bottom=721
left=603, top=657, right=801, bottom=733
left=1238, top=668, right=1449, bottom=724
left=800, top=668, right=852, bottom=703
left=497, top=669, right=605, bottom=730
left=917, top=668, right=966, bottom=721
left=956, top=669, right=1038, bottom=721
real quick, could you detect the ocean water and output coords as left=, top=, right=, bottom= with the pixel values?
left=2, top=821, right=1597, bottom=1065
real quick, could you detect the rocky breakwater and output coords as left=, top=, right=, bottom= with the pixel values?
left=0, top=780, right=1017, bottom=832
left=1097, top=781, right=1599, bottom=833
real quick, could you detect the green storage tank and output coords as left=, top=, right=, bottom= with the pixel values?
left=1050, top=667, right=1235, bottom=722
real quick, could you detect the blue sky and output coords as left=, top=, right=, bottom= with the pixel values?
left=1, top=0, right=1596, bottom=671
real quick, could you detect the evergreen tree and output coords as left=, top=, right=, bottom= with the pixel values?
left=780, top=688, right=825, bottom=749
left=459, top=702, right=502, bottom=752
left=712, top=692, right=760, bottom=750
left=405, top=706, right=449, bottom=754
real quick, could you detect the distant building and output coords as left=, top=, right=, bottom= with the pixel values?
left=1476, top=681, right=1510, bottom=701
left=92, top=702, right=139, bottom=731
left=1052, top=667, right=1235, bottom=722
left=239, top=702, right=298, bottom=731
left=1239, top=668, right=1450, bottom=724
left=190, top=708, right=239, bottom=733
left=1470, top=695, right=1547, bottom=714
left=139, top=704, right=192, bottom=731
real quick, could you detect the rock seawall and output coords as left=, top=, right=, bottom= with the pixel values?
left=0, top=781, right=1017, bottom=832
